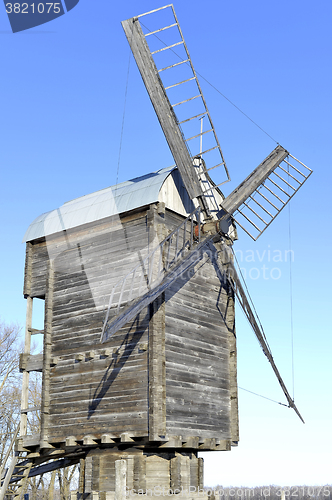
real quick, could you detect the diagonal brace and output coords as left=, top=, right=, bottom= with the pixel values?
left=101, top=235, right=215, bottom=343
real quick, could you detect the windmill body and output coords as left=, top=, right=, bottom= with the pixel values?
left=15, top=167, right=237, bottom=498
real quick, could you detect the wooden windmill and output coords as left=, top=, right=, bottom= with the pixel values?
left=1, top=5, right=312, bottom=500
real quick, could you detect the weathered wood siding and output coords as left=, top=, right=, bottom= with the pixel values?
left=28, top=209, right=155, bottom=443
left=25, top=201, right=237, bottom=447
left=23, top=241, right=48, bottom=298
left=164, top=210, right=233, bottom=441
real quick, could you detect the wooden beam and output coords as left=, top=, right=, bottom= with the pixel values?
left=120, top=433, right=134, bottom=443
left=9, top=458, right=80, bottom=483
left=133, top=455, right=146, bottom=491
left=198, top=458, right=204, bottom=489
left=23, top=242, right=33, bottom=298
left=83, top=435, right=98, bottom=446
left=85, top=351, right=96, bottom=360
left=215, top=439, right=231, bottom=451
left=217, top=242, right=239, bottom=443
left=19, top=353, right=43, bottom=373
left=115, top=460, right=127, bottom=500
left=40, top=260, right=54, bottom=448
left=182, top=436, right=200, bottom=448
left=102, top=235, right=214, bottom=342
left=20, top=296, right=33, bottom=436
left=225, top=252, right=305, bottom=423
left=19, top=354, right=58, bottom=373
left=148, top=292, right=166, bottom=441
left=21, top=406, right=41, bottom=414
left=101, top=434, right=115, bottom=444
left=16, top=433, right=42, bottom=451
left=221, top=145, right=288, bottom=215
left=101, top=348, right=111, bottom=357
left=159, top=435, right=182, bottom=448
left=28, top=328, right=44, bottom=335
left=65, top=436, right=78, bottom=447
left=198, top=438, right=216, bottom=450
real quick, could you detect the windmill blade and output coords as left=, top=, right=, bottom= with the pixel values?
left=220, top=145, right=312, bottom=240
left=101, top=235, right=214, bottom=343
left=121, top=5, right=230, bottom=209
left=101, top=207, right=216, bottom=342
left=222, top=247, right=304, bottom=422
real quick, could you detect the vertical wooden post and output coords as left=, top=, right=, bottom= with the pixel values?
left=225, top=275, right=239, bottom=443
left=148, top=292, right=166, bottom=441
left=23, top=242, right=33, bottom=298
left=115, top=459, right=127, bottom=500
left=218, top=241, right=239, bottom=443
left=198, top=457, right=204, bottom=490
left=40, top=260, right=54, bottom=448
left=148, top=203, right=167, bottom=442
left=20, top=296, right=33, bottom=436
left=78, top=458, right=85, bottom=498
left=179, top=455, right=190, bottom=493
left=84, top=456, right=93, bottom=494
left=133, top=455, right=146, bottom=492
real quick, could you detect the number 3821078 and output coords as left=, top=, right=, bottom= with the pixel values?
left=5, top=3, right=62, bottom=14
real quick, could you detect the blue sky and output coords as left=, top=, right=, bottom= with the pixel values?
left=1, top=0, right=331, bottom=488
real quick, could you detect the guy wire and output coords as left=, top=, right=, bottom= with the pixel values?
left=140, top=21, right=278, bottom=145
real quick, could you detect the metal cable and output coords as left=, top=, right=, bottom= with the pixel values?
left=116, top=46, right=132, bottom=187
left=231, top=246, right=272, bottom=353
left=287, top=158, right=295, bottom=400
left=239, top=386, right=288, bottom=407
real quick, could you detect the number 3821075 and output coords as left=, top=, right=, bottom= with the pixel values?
left=5, top=3, right=62, bottom=14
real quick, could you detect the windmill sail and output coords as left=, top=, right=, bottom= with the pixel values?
left=224, top=252, right=304, bottom=422
left=122, top=5, right=230, bottom=209
left=220, top=145, right=312, bottom=240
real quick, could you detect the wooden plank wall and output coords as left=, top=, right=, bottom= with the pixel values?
left=164, top=210, right=232, bottom=441
left=25, top=203, right=237, bottom=447
left=28, top=209, right=155, bottom=444
left=80, top=449, right=202, bottom=495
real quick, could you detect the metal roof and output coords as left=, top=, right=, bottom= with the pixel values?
left=23, top=166, right=175, bottom=242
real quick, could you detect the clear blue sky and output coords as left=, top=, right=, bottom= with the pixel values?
left=1, top=0, right=331, bottom=487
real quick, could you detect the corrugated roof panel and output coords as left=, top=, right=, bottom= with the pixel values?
left=23, top=166, right=175, bottom=242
